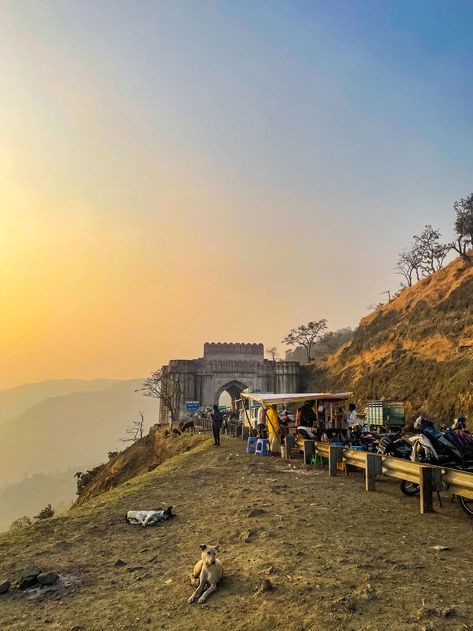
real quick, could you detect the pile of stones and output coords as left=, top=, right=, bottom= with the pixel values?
left=0, top=567, right=60, bottom=594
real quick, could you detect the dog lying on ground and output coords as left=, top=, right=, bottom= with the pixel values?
left=125, top=506, right=175, bottom=526
left=188, top=544, right=223, bottom=604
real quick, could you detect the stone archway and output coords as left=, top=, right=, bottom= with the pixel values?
left=215, top=380, right=247, bottom=411
left=158, top=342, right=300, bottom=422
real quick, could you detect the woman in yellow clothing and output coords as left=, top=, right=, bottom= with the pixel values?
left=266, top=404, right=281, bottom=455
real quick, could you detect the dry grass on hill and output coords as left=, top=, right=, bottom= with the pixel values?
left=1, top=436, right=473, bottom=630
left=309, top=254, right=473, bottom=424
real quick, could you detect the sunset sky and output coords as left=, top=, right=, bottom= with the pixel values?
left=1, top=1, right=473, bottom=388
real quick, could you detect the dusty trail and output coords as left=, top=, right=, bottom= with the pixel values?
left=1, top=435, right=472, bottom=630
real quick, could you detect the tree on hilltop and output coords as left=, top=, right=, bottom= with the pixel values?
left=120, top=411, right=146, bottom=443
left=395, top=246, right=423, bottom=287
left=282, top=319, right=327, bottom=362
left=140, top=366, right=183, bottom=426
left=395, top=225, right=449, bottom=288
left=414, top=225, right=450, bottom=276
left=452, top=194, right=473, bottom=260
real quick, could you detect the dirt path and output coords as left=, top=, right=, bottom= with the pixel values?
left=1, top=435, right=473, bottom=631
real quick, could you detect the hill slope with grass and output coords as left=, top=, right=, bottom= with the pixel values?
left=307, top=253, right=473, bottom=423
left=1, top=436, right=473, bottom=630
left=75, top=427, right=207, bottom=506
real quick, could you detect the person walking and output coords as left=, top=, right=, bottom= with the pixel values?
left=211, top=404, right=223, bottom=447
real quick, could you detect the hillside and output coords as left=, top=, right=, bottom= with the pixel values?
left=308, top=253, right=473, bottom=423
left=0, top=470, right=78, bottom=533
left=1, top=435, right=473, bottom=630
left=0, top=379, right=158, bottom=486
left=75, top=427, right=207, bottom=505
left=0, top=379, right=119, bottom=425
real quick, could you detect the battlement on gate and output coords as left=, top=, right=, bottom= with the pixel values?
left=203, top=342, right=264, bottom=359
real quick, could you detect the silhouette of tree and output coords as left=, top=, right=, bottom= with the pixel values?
left=140, top=366, right=183, bottom=426
left=452, top=194, right=473, bottom=260
left=282, top=320, right=327, bottom=362
left=120, top=411, right=146, bottom=443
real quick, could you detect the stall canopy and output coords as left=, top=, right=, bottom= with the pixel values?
left=240, top=392, right=351, bottom=405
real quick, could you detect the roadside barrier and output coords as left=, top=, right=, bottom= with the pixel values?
left=288, top=438, right=473, bottom=515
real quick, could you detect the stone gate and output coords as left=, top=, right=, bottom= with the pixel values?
left=159, top=342, right=300, bottom=421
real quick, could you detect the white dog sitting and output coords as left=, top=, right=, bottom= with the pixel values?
left=125, top=506, right=175, bottom=526
left=188, top=544, right=223, bottom=604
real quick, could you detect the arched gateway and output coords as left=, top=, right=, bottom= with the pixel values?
left=159, top=342, right=300, bottom=421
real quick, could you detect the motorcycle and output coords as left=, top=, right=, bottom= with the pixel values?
left=350, top=426, right=380, bottom=452
left=378, top=420, right=473, bottom=517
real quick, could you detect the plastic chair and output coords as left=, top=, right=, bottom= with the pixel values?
left=246, top=436, right=258, bottom=453
left=255, top=438, right=270, bottom=456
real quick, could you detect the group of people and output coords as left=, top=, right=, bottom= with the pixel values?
left=294, top=400, right=359, bottom=442
left=251, top=400, right=361, bottom=454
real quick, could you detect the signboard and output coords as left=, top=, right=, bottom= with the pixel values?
left=186, top=401, right=200, bottom=411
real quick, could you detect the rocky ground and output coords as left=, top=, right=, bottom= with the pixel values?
left=1, top=435, right=473, bottom=631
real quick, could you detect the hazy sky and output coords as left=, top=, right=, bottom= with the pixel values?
left=1, top=1, right=472, bottom=388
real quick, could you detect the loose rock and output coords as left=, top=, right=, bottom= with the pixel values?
left=247, top=508, right=265, bottom=518
left=0, top=581, right=10, bottom=594
left=37, top=572, right=59, bottom=586
left=20, top=567, right=42, bottom=580
left=258, top=578, right=273, bottom=593
left=114, top=559, right=127, bottom=567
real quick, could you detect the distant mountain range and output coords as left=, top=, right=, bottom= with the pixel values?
left=0, top=379, right=120, bottom=425
left=0, top=379, right=159, bottom=486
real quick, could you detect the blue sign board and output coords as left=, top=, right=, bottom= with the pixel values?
left=186, top=401, right=200, bottom=411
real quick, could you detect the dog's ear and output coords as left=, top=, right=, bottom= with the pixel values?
left=214, top=545, right=219, bottom=552
left=199, top=544, right=207, bottom=551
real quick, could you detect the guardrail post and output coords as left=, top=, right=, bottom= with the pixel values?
left=242, top=427, right=249, bottom=440
left=303, top=440, right=314, bottom=465
left=420, top=466, right=434, bottom=514
left=365, top=453, right=382, bottom=491
left=285, top=435, right=295, bottom=460
left=329, top=445, right=342, bottom=477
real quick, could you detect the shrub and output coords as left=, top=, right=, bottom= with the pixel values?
left=9, top=516, right=33, bottom=532
left=35, top=504, right=55, bottom=520
left=74, top=464, right=104, bottom=496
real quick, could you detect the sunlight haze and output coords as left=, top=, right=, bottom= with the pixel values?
left=1, top=1, right=472, bottom=387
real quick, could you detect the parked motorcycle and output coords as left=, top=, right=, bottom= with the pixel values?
left=378, top=419, right=473, bottom=517
left=350, top=426, right=380, bottom=452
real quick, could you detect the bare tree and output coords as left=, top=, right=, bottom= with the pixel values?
left=413, top=225, right=450, bottom=276
left=395, top=246, right=423, bottom=287
left=452, top=194, right=473, bottom=260
left=120, top=410, right=146, bottom=443
left=266, top=346, right=280, bottom=392
left=282, top=319, right=328, bottom=362
left=140, top=366, right=183, bottom=426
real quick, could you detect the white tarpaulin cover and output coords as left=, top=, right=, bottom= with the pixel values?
left=240, top=392, right=351, bottom=405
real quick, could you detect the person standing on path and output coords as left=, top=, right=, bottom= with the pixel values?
left=211, top=404, right=223, bottom=447
left=266, top=404, right=281, bottom=455
left=347, top=402, right=359, bottom=441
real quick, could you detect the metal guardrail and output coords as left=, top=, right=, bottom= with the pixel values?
left=288, top=438, right=470, bottom=514
left=442, top=468, right=473, bottom=500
